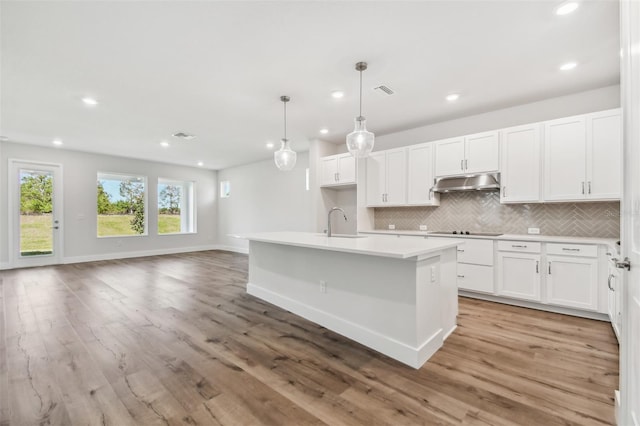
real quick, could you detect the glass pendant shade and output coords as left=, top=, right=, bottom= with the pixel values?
left=346, top=116, right=375, bottom=158
left=274, top=138, right=297, bottom=171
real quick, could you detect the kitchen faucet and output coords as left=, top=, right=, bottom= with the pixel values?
left=327, top=207, right=348, bottom=237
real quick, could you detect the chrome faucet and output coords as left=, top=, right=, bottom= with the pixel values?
left=327, top=207, right=348, bottom=237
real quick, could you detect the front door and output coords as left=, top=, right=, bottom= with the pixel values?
left=9, top=160, right=63, bottom=268
left=620, top=1, right=640, bottom=424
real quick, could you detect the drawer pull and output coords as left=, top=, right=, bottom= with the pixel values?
left=457, top=249, right=465, bottom=252
left=512, top=244, right=527, bottom=248
left=562, top=248, right=581, bottom=252
left=608, top=274, right=614, bottom=291
left=457, top=274, right=465, bottom=278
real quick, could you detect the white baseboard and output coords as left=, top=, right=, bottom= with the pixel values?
left=215, top=245, right=249, bottom=255
left=0, top=262, right=10, bottom=271
left=459, top=291, right=609, bottom=321
left=62, top=244, right=224, bottom=265
left=247, top=282, right=443, bottom=369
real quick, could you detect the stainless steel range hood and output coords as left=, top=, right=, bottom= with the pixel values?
left=432, top=173, right=500, bottom=193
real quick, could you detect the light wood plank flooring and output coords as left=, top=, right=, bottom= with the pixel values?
left=0, top=251, right=618, bottom=425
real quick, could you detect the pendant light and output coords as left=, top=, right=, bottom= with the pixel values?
left=346, top=61, right=375, bottom=158
left=274, top=95, right=297, bottom=171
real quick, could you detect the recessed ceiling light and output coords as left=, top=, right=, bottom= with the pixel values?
left=52, top=139, right=63, bottom=146
left=555, top=1, right=579, bottom=16
left=331, top=91, right=345, bottom=99
left=160, top=141, right=170, bottom=148
left=266, top=142, right=274, bottom=149
left=446, top=93, right=460, bottom=101
left=197, top=161, right=204, bottom=167
left=559, top=61, right=578, bottom=71
left=319, top=128, right=329, bottom=135
left=82, top=97, right=98, bottom=106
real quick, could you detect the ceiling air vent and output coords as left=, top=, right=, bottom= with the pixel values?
left=172, top=132, right=196, bottom=140
left=373, top=85, right=395, bottom=96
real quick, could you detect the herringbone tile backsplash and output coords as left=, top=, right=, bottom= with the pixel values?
left=374, top=192, right=620, bottom=238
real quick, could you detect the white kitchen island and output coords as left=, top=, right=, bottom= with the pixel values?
left=242, top=232, right=461, bottom=369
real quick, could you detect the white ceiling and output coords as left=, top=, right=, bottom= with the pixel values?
left=1, top=1, right=620, bottom=170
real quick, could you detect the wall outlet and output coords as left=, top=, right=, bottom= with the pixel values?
left=388, top=224, right=396, bottom=230
left=320, top=280, right=327, bottom=293
left=419, top=225, right=428, bottom=231
left=528, top=227, right=540, bottom=235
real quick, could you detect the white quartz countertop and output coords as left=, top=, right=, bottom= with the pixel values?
left=238, top=231, right=461, bottom=259
left=359, top=230, right=619, bottom=251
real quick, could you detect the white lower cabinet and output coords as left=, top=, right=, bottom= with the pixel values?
left=608, top=260, right=622, bottom=341
left=497, top=252, right=542, bottom=302
left=456, top=239, right=494, bottom=293
left=546, top=254, right=599, bottom=311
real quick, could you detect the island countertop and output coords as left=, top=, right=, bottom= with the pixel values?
left=239, top=231, right=461, bottom=259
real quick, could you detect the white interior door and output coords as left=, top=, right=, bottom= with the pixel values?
left=620, top=1, right=640, bottom=424
left=9, top=160, right=63, bottom=268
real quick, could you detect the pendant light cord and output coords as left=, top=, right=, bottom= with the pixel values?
left=359, top=69, right=363, bottom=118
left=283, top=100, right=287, bottom=140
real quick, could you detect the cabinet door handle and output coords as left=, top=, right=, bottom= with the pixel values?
left=337, top=173, right=340, bottom=182
left=608, top=274, right=614, bottom=291
left=582, top=182, right=585, bottom=194
left=382, top=194, right=385, bottom=202
left=588, top=181, right=592, bottom=194
left=461, top=160, right=464, bottom=171
left=502, top=186, right=507, bottom=197
left=536, top=261, right=539, bottom=273
left=548, top=262, right=552, bottom=274
left=465, top=159, right=468, bottom=170
left=428, top=188, right=433, bottom=200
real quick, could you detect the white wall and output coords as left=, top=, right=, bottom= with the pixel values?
left=0, top=142, right=218, bottom=267
left=337, top=85, right=621, bottom=153
left=216, top=152, right=313, bottom=252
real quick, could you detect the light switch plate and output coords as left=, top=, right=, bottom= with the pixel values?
left=528, top=227, right=540, bottom=234
left=419, top=225, right=428, bottom=231
left=388, top=224, right=396, bottom=230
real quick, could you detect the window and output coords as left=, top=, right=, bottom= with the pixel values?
left=158, top=179, right=195, bottom=234
left=220, top=180, right=230, bottom=198
left=97, top=173, right=147, bottom=237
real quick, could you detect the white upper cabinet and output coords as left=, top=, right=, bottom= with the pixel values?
left=320, top=153, right=357, bottom=187
left=465, top=131, right=500, bottom=174
left=366, top=148, right=407, bottom=207
left=407, top=143, right=440, bottom=206
left=544, top=115, right=587, bottom=201
left=587, top=109, right=621, bottom=199
left=434, top=132, right=499, bottom=177
left=543, top=109, right=621, bottom=201
left=500, top=123, right=542, bottom=203
left=434, top=137, right=465, bottom=177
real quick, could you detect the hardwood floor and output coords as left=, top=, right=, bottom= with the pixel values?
left=0, top=250, right=618, bottom=425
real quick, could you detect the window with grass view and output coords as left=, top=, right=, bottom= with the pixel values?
left=97, top=173, right=147, bottom=237
left=158, top=179, right=195, bottom=234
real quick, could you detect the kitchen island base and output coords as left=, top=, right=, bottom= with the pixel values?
left=246, top=239, right=458, bottom=369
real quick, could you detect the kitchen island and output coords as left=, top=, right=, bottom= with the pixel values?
left=242, top=232, right=461, bottom=368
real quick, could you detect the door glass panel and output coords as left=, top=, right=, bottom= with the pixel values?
left=19, top=169, right=54, bottom=257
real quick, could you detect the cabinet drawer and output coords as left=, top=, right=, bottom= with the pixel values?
left=457, top=239, right=494, bottom=266
left=457, top=263, right=494, bottom=293
left=497, top=241, right=541, bottom=253
left=546, top=243, right=597, bottom=258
